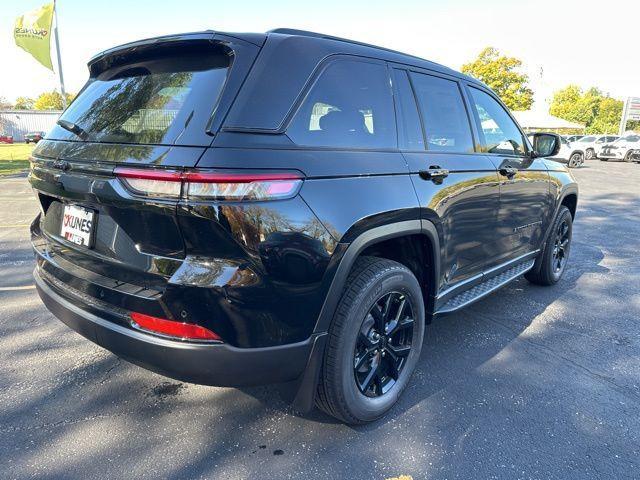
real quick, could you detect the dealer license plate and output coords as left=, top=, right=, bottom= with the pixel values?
left=60, top=204, right=95, bottom=247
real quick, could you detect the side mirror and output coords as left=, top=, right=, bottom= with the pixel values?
left=530, top=133, right=561, bottom=158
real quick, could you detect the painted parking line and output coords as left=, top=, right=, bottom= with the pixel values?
left=0, top=224, right=30, bottom=228
left=0, top=285, right=36, bottom=291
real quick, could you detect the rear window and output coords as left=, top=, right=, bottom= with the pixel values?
left=287, top=59, right=396, bottom=149
left=409, top=72, right=474, bottom=153
left=52, top=49, right=230, bottom=145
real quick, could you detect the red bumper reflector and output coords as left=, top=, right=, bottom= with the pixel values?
left=130, top=312, right=221, bottom=341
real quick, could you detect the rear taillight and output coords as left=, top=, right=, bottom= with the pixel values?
left=114, top=168, right=303, bottom=201
left=184, top=172, right=302, bottom=201
left=113, top=168, right=183, bottom=197
left=130, top=312, right=222, bottom=342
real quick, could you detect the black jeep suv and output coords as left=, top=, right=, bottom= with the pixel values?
left=30, top=29, right=578, bottom=424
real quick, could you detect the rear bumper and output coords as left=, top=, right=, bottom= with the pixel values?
left=34, top=268, right=318, bottom=387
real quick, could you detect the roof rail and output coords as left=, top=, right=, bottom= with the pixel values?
left=266, top=28, right=426, bottom=62
left=267, top=28, right=354, bottom=43
left=266, top=28, right=478, bottom=84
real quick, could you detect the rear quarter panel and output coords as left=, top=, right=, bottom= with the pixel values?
left=192, top=145, right=419, bottom=344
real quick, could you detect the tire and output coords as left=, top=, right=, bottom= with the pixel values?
left=624, top=151, right=633, bottom=162
left=585, top=148, right=594, bottom=160
left=316, top=256, right=425, bottom=424
left=525, top=206, right=573, bottom=286
left=568, top=152, right=582, bottom=168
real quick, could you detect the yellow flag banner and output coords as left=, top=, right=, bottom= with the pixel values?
left=14, top=3, right=55, bottom=71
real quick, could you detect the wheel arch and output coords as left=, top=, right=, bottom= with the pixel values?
left=561, top=192, right=578, bottom=219
left=541, top=187, right=578, bottom=249
left=313, top=219, right=439, bottom=335
left=291, top=219, right=440, bottom=412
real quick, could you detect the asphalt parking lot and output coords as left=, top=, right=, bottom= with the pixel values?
left=1, top=160, right=639, bottom=480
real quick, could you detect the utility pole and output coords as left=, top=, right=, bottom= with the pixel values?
left=619, top=98, right=629, bottom=136
left=53, top=0, right=67, bottom=110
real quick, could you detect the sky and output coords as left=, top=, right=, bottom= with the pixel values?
left=1, top=0, right=639, bottom=108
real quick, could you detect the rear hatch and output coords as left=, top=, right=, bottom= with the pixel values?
left=30, top=33, right=260, bottom=310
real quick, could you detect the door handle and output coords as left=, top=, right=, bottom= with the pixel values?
left=419, top=168, right=449, bottom=182
left=499, top=167, right=518, bottom=178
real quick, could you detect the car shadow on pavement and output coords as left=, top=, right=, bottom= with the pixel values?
left=4, top=184, right=640, bottom=478
left=233, top=230, right=609, bottom=430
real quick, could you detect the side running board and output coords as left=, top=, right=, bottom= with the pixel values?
left=436, top=259, right=535, bottom=314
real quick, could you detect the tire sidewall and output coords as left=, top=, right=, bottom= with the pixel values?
left=336, top=267, right=425, bottom=422
left=547, top=209, right=573, bottom=283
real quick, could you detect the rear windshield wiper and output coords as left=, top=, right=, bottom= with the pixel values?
left=56, top=119, right=89, bottom=141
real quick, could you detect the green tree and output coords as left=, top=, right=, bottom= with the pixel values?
left=577, top=88, right=605, bottom=126
left=549, top=85, right=582, bottom=121
left=587, top=97, right=623, bottom=134
left=14, top=96, right=35, bottom=110
left=550, top=85, right=626, bottom=134
left=33, top=90, right=75, bottom=110
left=461, top=47, right=534, bottom=111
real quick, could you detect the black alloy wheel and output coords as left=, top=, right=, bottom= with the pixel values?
left=316, top=256, right=425, bottom=424
left=353, top=292, right=414, bottom=397
left=525, top=205, right=573, bottom=286
left=552, top=217, right=570, bottom=275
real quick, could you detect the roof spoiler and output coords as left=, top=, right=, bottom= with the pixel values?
left=87, top=31, right=265, bottom=77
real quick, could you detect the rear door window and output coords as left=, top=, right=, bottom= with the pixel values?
left=409, top=72, right=474, bottom=153
left=287, top=59, right=396, bottom=149
left=468, top=87, right=526, bottom=156
left=392, top=69, right=424, bottom=150
left=52, top=48, right=230, bottom=146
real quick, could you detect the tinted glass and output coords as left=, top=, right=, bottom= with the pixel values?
left=469, top=87, right=525, bottom=155
left=392, top=69, right=424, bottom=150
left=287, top=60, right=396, bottom=148
left=410, top=73, right=474, bottom=153
left=579, top=136, right=596, bottom=142
left=54, top=50, right=229, bottom=145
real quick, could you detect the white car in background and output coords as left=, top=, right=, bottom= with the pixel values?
left=599, top=135, right=640, bottom=162
left=573, top=135, right=617, bottom=159
left=595, top=135, right=619, bottom=157
left=529, top=134, right=584, bottom=168
left=557, top=136, right=586, bottom=167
